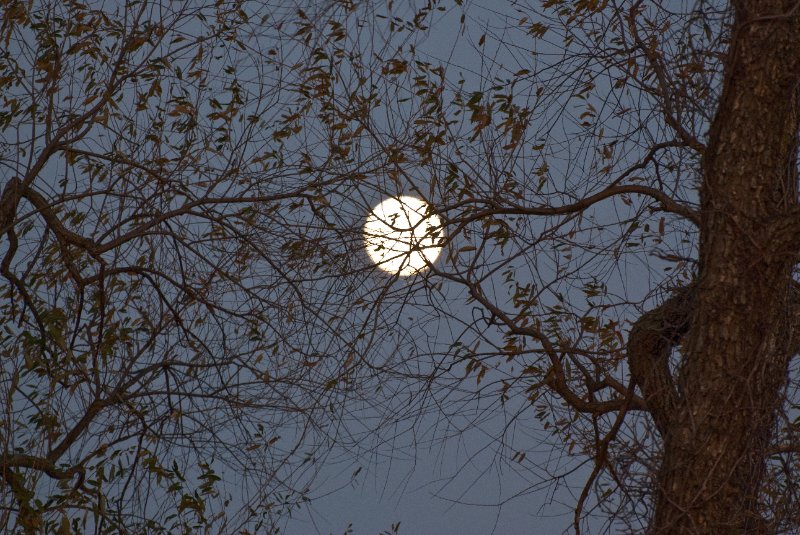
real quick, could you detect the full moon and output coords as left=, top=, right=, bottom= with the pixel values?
left=363, top=196, right=443, bottom=276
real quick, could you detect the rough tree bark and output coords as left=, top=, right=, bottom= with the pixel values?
left=629, top=1, right=800, bottom=532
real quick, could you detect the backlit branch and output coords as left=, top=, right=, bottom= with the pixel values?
left=432, top=266, right=647, bottom=416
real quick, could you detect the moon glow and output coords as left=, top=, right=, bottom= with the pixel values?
left=363, top=196, right=443, bottom=276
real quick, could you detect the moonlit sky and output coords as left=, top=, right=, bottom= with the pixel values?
left=364, top=196, right=443, bottom=276
left=4, top=1, right=697, bottom=533
left=273, top=3, right=681, bottom=534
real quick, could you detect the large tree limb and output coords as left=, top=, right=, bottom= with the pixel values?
left=0, top=454, right=84, bottom=481
left=626, top=284, right=694, bottom=437
left=628, top=279, right=800, bottom=439
left=443, top=183, right=700, bottom=237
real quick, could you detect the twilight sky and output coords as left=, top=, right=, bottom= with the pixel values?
left=268, top=2, right=670, bottom=533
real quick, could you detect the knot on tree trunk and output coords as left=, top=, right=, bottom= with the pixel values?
left=628, top=279, right=800, bottom=438
left=627, top=283, right=695, bottom=437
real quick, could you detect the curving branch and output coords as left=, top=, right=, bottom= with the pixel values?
left=0, top=454, right=84, bottom=481
left=18, top=179, right=323, bottom=259
left=442, top=183, right=700, bottom=238
left=627, top=283, right=694, bottom=437
left=0, top=177, right=22, bottom=236
left=432, top=266, right=647, bottom=415
left=628, top=279, right=800, bottom=439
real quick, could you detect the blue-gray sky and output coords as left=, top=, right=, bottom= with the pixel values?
left=265, top=1, right=692, bottom=533
left=0, top=0, right=702, bottom=532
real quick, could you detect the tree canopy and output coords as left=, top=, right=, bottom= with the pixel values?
left=3, top=0, right=800, bottom=534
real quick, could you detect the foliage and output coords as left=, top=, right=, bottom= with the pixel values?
left=4, top=0, right=800, bottom=534
left=0, top=0, right=388, bottom=532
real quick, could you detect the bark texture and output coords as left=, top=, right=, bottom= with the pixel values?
left=640, top=1, right=800, bottom=532
left=628, top=284, right=694, bottom=438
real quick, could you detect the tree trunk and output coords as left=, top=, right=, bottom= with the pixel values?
left=650, top=1, right=800, bottom=533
